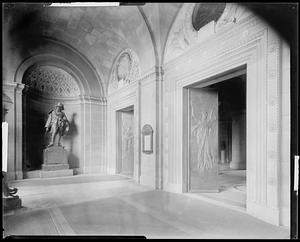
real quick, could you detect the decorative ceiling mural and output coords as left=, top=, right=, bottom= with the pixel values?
left=23, top=65, right=80, bottom=98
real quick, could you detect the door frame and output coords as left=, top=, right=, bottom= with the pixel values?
left=116, top=105, right=135, bottom=177
left=183, top=66, right=247, bottom=193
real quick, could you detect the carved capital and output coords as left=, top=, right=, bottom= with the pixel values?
left=15, top=83, right=25, bottom=94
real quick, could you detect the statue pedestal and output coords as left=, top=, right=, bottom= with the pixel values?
left=43, top=146, right=68, bottom=165
left=3, top=196, right=22, bottom=211
left=42, top=164, right=69, bottom=171
left=38, top=146, right=73, bottom=178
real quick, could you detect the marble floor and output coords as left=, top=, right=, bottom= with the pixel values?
left=3, top=174, right=289, bottom=239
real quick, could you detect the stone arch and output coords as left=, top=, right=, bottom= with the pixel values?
left=15, top=54, right=87, bottom=96
left=13, top=46, right=107, bottom=178
left=13, top=36, right=106, bottom=98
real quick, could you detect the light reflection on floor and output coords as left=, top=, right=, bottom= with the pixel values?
left=3, top=173, right=288, bottom=239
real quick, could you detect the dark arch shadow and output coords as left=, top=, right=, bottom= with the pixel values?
left=22, top=93, right=47, bottom=172
left=64, top=113, right=79, bottom=172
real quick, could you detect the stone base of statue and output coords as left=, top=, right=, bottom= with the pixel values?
left=43, top=146, right=69, bottom=165
left=42, top=163, right=70, bottom=171
left=3, top=195, right=22, bottom=211
left=26, top=146, right=74, bottom=179
left=41, top=146, right=73, bottom=178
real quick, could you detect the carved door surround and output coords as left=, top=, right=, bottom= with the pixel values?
left=163, top=12, right=286, bottom=225
left=116, top=106, right=134, bottom=177
left=107, top=89, right=140, bottom=183
left=107, top=48, right=141, bottom=182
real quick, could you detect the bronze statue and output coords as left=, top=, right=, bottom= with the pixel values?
left=45, top=102, right=70, bottom=147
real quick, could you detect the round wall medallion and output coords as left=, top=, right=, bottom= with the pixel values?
left=117, top=53, right=131, bottom=83
left=109, top=48, right=140, bottom=91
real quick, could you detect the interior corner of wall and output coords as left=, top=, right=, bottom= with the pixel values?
left=279, top=206, right=290, bottom=228
left=247, top=201, right=280, bottom=226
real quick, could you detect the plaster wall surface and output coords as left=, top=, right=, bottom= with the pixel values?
left=140, top=79, right=157, bottom=188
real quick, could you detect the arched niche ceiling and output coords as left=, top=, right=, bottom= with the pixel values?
left=23, top=65, right=81, bottom=98
left=13, top=37, right=103, bottom=98
left=4, top=3, right=155, bottom=93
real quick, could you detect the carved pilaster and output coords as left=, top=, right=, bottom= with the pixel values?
left=15, top=83, right=25, bottom=180
left=265, top=28, right=281, bottom=210
left=2, top=82, right=25, bottom=180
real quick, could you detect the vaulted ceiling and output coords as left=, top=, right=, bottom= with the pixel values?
left=3, top=3, right=181, bottom=94
left=4, top=3, right=294, bottom=96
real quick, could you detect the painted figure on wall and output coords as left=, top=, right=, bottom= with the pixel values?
left=45, top=102, right=70, bottom=147
left=191, top=106, right=217, bottom=170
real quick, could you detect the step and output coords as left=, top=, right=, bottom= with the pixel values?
left=26, top=169, right=74, bottom=179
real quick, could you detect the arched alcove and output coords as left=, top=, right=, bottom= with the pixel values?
left=22, top=64, right=82, bottom=174
left=12, top=49, right=108, bottom=178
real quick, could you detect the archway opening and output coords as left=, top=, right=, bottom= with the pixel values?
left=22, top=64, right=81, bottom=178
left=185, top=67, right=247, bottom=208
